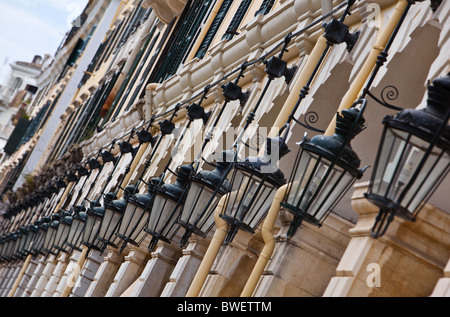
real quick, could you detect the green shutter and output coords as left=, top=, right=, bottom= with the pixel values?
left=195, top=0, right=234, bottom=59
left=66, top=38, right=86, bottom=67
left=103, top=23, right=158, bottom=123
left=4, top=118, right=31, bottom=155
left=255, top=0, right=275, bottom=16
left=77, top=69, right=123, bottom=142
left=152, top=0, right=214, bottom=83
left=222, top=0, right=252, bottom=41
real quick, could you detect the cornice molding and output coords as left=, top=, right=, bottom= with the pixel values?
left=141, top=0, right=188, bottom=24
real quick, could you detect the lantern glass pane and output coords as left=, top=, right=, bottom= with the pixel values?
left=15, top=235, right=24, bottom=255
left=179, top=181, right=219, bottom=236
left=99, top=206, right=122, bottom=246
left=67, top=218, right=84, bottom=248
left=83, top=214, right=101, bottom=246
left=24, top=230, right=34, bottom=253
left=60, top=224, right=71, bottom=249
left=13, top=236, right=21, bottom=255
left=119, top=201, right=149, bottom=244
left=223, top=167, right=277, bottom=232
left=147, top=194, right=180, bottom=239
left=32, top=227, right=47, bottom=253
left=53, top=224, right=66, bottom=249
left=286, top=149, right=356, bottom=223
left=18, top=233, right=27, bottom=254
left=44, top=225, right=57, bottom=250
left=370, top=126, right=450, bottom=215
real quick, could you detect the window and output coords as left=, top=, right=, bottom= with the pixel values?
left=195, top=0, right=234, bottom=59
left=221, top=0, right=252, bottom=41
left=150, top=0, right=215, bottom=83
left=101, top=20, right=160, bottom=123
left=255, top=0, right=275, bottom=16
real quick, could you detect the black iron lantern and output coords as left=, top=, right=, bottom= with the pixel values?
left=30, top=218, right=50, bottom=256
left=96, top=189, right=133, bottom=249
left=65, top=207, right=87, bottom=252
left=22, top=224, right=38, bottom=256
left=282, top=105, right=367, bottom=237
left=52, top=211, right=73, bottom=253
left=12, top=229, right=25, bottom=260
left=116, top=178, right=161, bottom=251
left=81, top=202, right=105, bottom=251
left=365, top=74, right=450, bottom=237
left=177, top=151, right=233, bottom=246
left=16, top=226, right=31, bottom=258
left=144, top=164, right=194, bottom=250
left=1, top=235, right=12, bottom=262
left=0, top=236, right=5, bottom=263
left=42, top=218, right=59, bottom=255
left=220, top=134, right=290, bottom=243
left=3, top=233, right=17, bottom=262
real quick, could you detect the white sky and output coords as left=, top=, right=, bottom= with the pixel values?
left=0, top=0, right=89, bottom=84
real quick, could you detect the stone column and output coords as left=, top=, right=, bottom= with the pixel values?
left=41, top=252, right=69, bottom=297
left=0, top=263, right=21, bottom=297
left=199, top=230, right=263, bottom=297
left=53, top=250, right=83, bottom=297
left=251, top=211, right=353, bottom=297
left=30, top=255, right=57, bottom=297
left=323, top=183, right=450, bottom=297
left=431, top=259, right=450, bottom=296
left=160, top=236, right=211, bottom=297
left=0, top=264, right=14, bottom=295
left=70, top=249, right=104, bottom=297
left=0, top=265, right=8, bottom=290
left=21, top=255, right=46, bottom=297
left=128, top=239, right=182, bottom=297
left=13, top=257, right=39, bottom=297
left=85, top=246, right=126, bottom=297
left=105, top=236, right=152, bottom=297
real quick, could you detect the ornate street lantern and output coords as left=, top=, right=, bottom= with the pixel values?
left=96, top=189, right=134, bottom=249
left=365, top=74, right=450, bottom=237
left=81, top=202, right=105, bottom=251
left=282, top=104, right=367, bottom=237
left=22, top=223, right=38, bottom=256
left=95, top=128, right=156, bottom=250
left=10, top=230, right=23, bottom=261
left=41, top=217, right=59, bottom=256
left=220, top=133, right=290, bottom=244
left=112, top=117, right=178, bottom=252
left=65, top=207, right=87, bottom=252
left=177, top=151, right=234, bottom=246
left=144, top=164, right=194, bottom=250
left=29, top=218, right=50, bottom=256
left=52, top=211, right=73, bottom=253
left=16, top=226, right=31, bottom=258
left=0, top=236, right=5, bottom=263
left=116, top=178, right=162, bottom=251
left=1, top=233, right=17, bottom=262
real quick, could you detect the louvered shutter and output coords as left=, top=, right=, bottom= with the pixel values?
left=152, top=0, right=214, bottom=83
left=222, top=0, right=252, bottom=41
left=195, top=0, right=234, bottom=59
left=255, top=0, right=275, bottom=16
